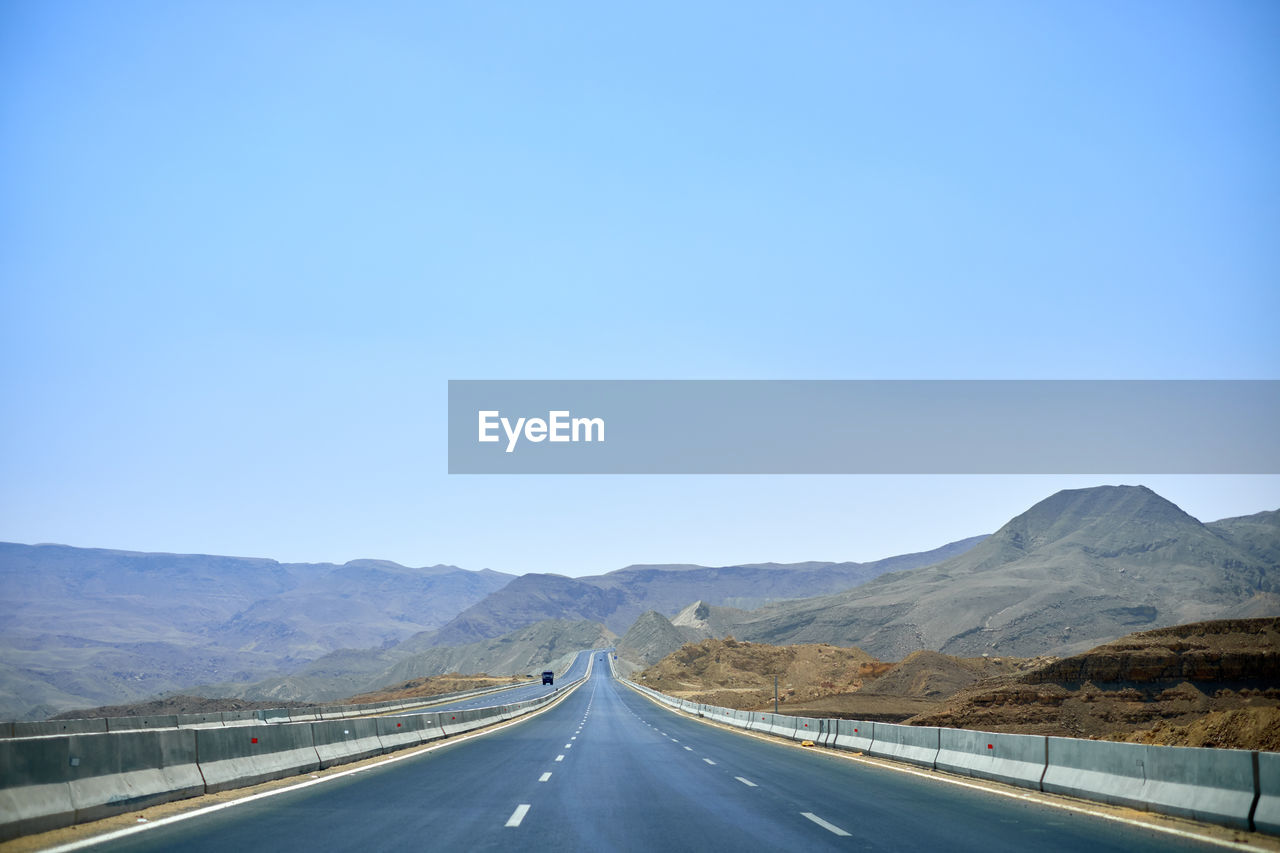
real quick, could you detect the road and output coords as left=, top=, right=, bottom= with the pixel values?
left=400, top=652, right=591, bottom=713
left=85, top=651, right=1220, bottom=852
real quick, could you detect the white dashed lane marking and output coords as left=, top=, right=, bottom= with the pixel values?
left=539, top=772, right=552, bottom=782
left=506, top=805, right=531, bottom=828
left=735, top=777, right=757, bottom=787
left=702, top=758, right=716, bottom=766
left=801, top=813, right=850, bottom=836
left=683, top=747, right=692, bottom=752
left=555, top=755, right=565, bottom=762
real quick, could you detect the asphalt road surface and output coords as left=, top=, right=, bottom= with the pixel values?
left=401, top=652, right=591, bottom=713
left=85, top=651, right=1222, bottom=852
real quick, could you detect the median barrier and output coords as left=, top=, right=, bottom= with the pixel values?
left=67, top=729, right=205, bottom=825
left=195, top=723, right=320, bottom=793
left=220, top=711, right=258, bottom=725
left=1041, top=738, right=1257, bottom=829
left=311, top=719, right=385, bottom=768
left=831, top=719, right=873, bottom=753
left=104, top=715, right=179, bottom=732
left=261, top=709, right=293, bottom=723
left=439, top=711, right=467, bottom=737
left=867, top=723, right=939, bottom=769
left=0, top=733, right=78, bottom=839
left=288, top=710, right=320, bottom=722
left=935, top=729, right=1046, bottom=790
left=13, top=718, right=108, bottom=738
left=420, top=712, right=447, bottom=743
left=376, top=715, right=425, bottom=751
left=175, top=712, right=224, bottom=728
left=1255, top=752, right=1280, bottom=836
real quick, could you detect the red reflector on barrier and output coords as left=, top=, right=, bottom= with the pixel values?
left=251, top=738, right=258, bottom=744
left=988, top=744, right=994, bottom=749
left=397, top=723, right=402, bottom=727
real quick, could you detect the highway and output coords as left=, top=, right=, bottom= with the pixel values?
left=400, top=653, right=590, bottom=713
left=82, top=651, right=1221, bottom=852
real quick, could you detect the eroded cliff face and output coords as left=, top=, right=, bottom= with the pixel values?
left=1024, top=618, right=1280, bottom=685
left=909, top=618, right=1280, bottom=747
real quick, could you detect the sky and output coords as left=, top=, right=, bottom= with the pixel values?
left=2, top=2, right=1278, bottom=577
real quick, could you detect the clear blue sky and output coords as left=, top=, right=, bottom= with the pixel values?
left=3, top=2, right=1278, bottom=576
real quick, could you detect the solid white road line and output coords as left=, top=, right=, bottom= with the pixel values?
left=506, top=804, right=531, bottom=827
left=539, top=772, right=552, bottom=782
left=801, top=812, right=850, bottom=837
left=555, top=754, right=565, bottom=762
left=735, top=777, right=757, bottom=787
left=702, top=758, right=716, bottom=765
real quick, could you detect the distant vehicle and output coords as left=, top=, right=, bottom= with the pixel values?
left=542, top=671, right=554, bottom=685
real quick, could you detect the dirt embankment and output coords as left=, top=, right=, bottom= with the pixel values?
left=638, top=619, right=1280, bottom=750
left=636, top=638, right=879, bottom=710
left=48, top=673, right=528, bottom=720
left=342, top=672, right=527, bottom=704
left=908, top=618, right=1280, bottom=748
left=50, top=695, right=318, bottom=719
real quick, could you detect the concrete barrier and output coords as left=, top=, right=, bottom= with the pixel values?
left=831, top=719, right=873, bottom=753
left=0, top=735, right=78, bottom=839
left=106, top=715, right=178, bottom=732
left=220, top=711, right=259, bottom=726
left=175, top=712, right=225, bottom=728
left=261, top=709, right=293, bottom=724
left=376, top=715, right=425, bottom=751
left=1255, top=751, right=1280, bottom=836
left=792, top=716, right=819, bottom=742
left=417, top=713, right=446, bottom=743
left=67, top=729, right=205, bottom=824
left=0, top=729, right=206, bottom=840
left=311, top=719, right=385, bottom=768
left=867, top=723, right=939, bottom=769
left=288, top=710, right=320, bottom=722
left=195, top=723, right=320, bottom=793
left=13, top=718, right=108, bottom=738
left=1042, top=738, right=1257, bottom=829
left=935, top=729, right=1046, bottom=790
left=759, top=713, right=798, bottom=740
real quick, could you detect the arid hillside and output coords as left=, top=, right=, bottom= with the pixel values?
left=909, top=618, right=1280, bottom=749
left=636, top=619, right=1280, bottom=750
left=636, top=638, right=881, bottom=710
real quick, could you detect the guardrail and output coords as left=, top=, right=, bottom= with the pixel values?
left=621, top=677, right=1277, bottom=836
left=0, top=657, right=593, bottom=842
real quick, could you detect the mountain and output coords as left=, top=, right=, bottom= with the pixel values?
left=727, top=486, right=1279, bottom=659
left=0, top=543, right=514, bottom=719
left=418, top=574, right=627, bottom=647
left=194, top=619, right=616, bottom=703
left=419, top=536, right=987, bottom=645
left=617, top=612, right=693, bottom=668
